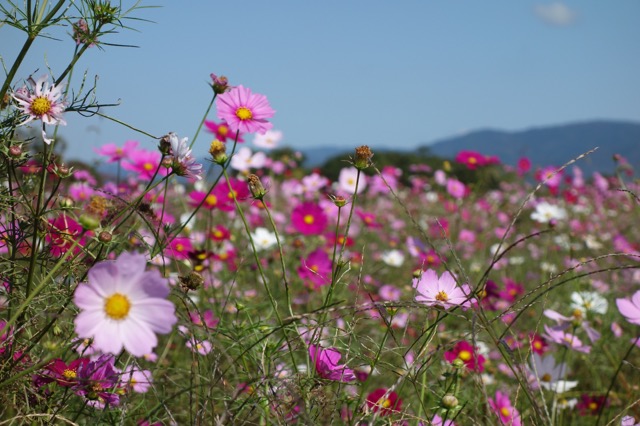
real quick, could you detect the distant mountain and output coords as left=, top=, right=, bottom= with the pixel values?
left=424, top=120, right=640, bottom=176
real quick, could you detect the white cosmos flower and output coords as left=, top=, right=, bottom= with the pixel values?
left=531, top=202, right=568, bottom=224
left=250, top=227, right=278, bottom=251
left=381, top=249, right=405, bottom=267
left=529, top=353, right=578, bottom=393
left=570, top=291, right=608, bottom=315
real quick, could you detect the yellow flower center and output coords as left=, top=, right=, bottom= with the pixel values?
left=31, top=96, right=52, bottom=116
left=206, top=194, right=218, bottom=206
left=458, top=350, right=472, bottom=361
left=533, top=341, right=542, bottom=350
left=310, top=265, right=319, bottom=272
left=588, top=402, right=598, bottom=411
left=213, top=230, right=223, bottom=238
left=468, top=157, right=477, bottom=164
left=196, top=343, right=203, bottom=351
left=143, top=162, right=154, bottom=171
left=104, top=293, right=131, bottom=320
left=218, top=125, right=228, bottom=136
left=235, top=107, right=253, bottom=121
left=381, top=398, right=392, bottom=409
left=541, top=373, right=552, bottom=382
left=435, top=290, right=449, bottom=302
left=63, top=369, right=77, bottom=379
left=500, top=407, right=511, bottom=417
left=175, top=243, right=184, bottom=252
left=303, top=214, right=315, bottom=225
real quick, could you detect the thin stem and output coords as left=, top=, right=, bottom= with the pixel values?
left=189, top=93, right=216, bottom=150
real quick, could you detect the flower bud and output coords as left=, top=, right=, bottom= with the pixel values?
left=179, top=271, right=204, bottom=291
left=209, top=139, right=228, bottom=164
left=247, top=174, right=267, bottom=199
left=210, top=73, right=230, bottom=94
left=441, top=394, right=459, bottom=409
left=158, top=133, right=173, bottom=155
left=98, top=231, right=113, bottom=243
left=328, top=194, right=347, bottom=208
left=354, top=145, right=373, bottom=170
left=79, top=213, right=101, bottom=230
left=8, top=145, right=22, bottom=158
left=452, top=358, right=465, bottom=369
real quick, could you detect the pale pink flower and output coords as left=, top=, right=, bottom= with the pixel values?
left=230, top=146, right=267, bottom=172
left=253, top=129, right=282, bottom=149
left=338, top=167, right=366, bottom=194
left=73, top=252, right=177, bottom=357
left=413, top=269, right=475, bottom=310
left=617, top=290, right=640, bottom=326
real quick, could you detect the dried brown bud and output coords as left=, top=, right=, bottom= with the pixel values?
left=8, top=145, right=22, bottom=158
left=247, top=174, right=267, bottom=199
left=179, top=271, right=204, bottom=291
left=98, top=231, right=113, bottom=243
left=354, top=145, right=373, bottom=170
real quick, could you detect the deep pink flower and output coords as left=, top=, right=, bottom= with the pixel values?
left=189, top=309, right=219, bottom=328
left=298, top=249, right=332, bottom=289
left=455, top=150, right=487, bottom=170
left=576, top=394, right=607, bottom=416
left=444, top=341, right=486, bottom=372
left=73, top=354, right=122, bottom=407
left=215, top=85, right=275, bottom=134
left=166, top=237, right=193, bottom=260
left=365, top=388, right=402, bottom=416
left=46, top=215, right=89, bottom=257
left=94, top=140, right=139, bottom=163
left=121, top=149, right=167, bottom=181
left=204, top=119, right=244, bottom=143
left=356, top=210, right=382, bottom=229
left=291, top=201, right=328, bottom=235
left=488, top=391, right=521, bottom=426
left=40, top=357, right=90, bottom=387
left=189, top=189, right=233, bottom=211
left=73, top=252, right=177, bottom=357
left=617, top=290, right=640, bottom=326
left=308, top=344, right=356, bottom=382
left=413, top=269, right=475, bottom=310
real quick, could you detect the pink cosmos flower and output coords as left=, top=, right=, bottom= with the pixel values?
left=122, top=364, right=153, bottom=393
left=365, top=388, right=402, bottom=416
left=488, top=391, right=521, bottom=426
left=186, top=338, right=213, bottom=355
left=253, top=129, right=282, bottom=149
left=12, top=75, right=67, bottom=144
left=73, top=354, right=122, bottom=408
left=309, top=344, right=356, bottom=382
left=455, top=150, right=487, bottom=170
left=444, top=341, right=486, bottom=372
left=121, top=149, right=167, bottom=181
left=94, top=140, right=139, bottom=163
left=166, top=237, right=193, bottom=260
left=73, top=252, right=177, bottom=357
left=517, top=157, right=531, bottom=176
left=204, top=119, right=244, bottom=143
left=291, top=201, right=328, bottom=235
left=617, top=290, right=640, bottom=326
left=215, top=85, right=275, bottom=134
left=168, top=132, right=202, bottom=181
left=446, top=178, right=467, bottom=199
left=543, top=325, right=591, bottom=353
left=413, top=269, right=475, bottom=310
left=46, top=215, right=89, bottom=257
left=298, top=249, right=332, bottom=289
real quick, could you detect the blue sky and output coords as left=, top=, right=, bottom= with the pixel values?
left=4, top=1, right=640, bottom=162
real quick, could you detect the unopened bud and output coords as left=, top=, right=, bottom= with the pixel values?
left=452, top=358, right=465, bottom=369
left=78, top=213, right=100, bottom=230
left=158, top=134, right=172, bottom=155
left=441, top=394, right=459, bottom=409
left=209, top=139, right=228, bottom=164
left=161, top=157, right=173, bottom=169
left=98, top=231, right=112, bottom=243
left=58, top=197, right=74, bottom=209
left=210, top=73, right=230, bottom=94
left=247, top=174, right=266, bottom=199
left=328, top=194, right=347, bottom=208
left=354, top=145, right=373, bottom=170
left=8, top=145, right=22, bottom=158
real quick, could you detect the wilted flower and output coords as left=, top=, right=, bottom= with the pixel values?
left=168, top=132, right=202, bottom=180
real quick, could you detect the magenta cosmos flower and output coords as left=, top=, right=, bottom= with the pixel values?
left=413, top=269, right=475, bottom=310
left=12, top=75, right=67, bottom=144
left=215, top=85, right=275, bottom=134
left=309, top=344, right=356, bottom=382
left=291, top=201, right=328, bottom=235
left=366, top=388, right=402, bottom=416
left=444, top=340, right=486, bottom=372
left=488, top=391, right=521, bottom=426
left=73, top=252, right=177, bottom=357
left=617, top=290, right=640, bottom=326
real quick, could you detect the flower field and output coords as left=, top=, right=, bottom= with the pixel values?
left=1, top=2, right=640, bottom=425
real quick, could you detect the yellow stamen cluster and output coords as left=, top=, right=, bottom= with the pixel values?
left=104, top=293, right=131, bottom=320
left=31, top=97, right=52, bottom=116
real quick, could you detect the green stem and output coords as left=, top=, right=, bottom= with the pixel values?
left=189, top=93, right=216, bottom=150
